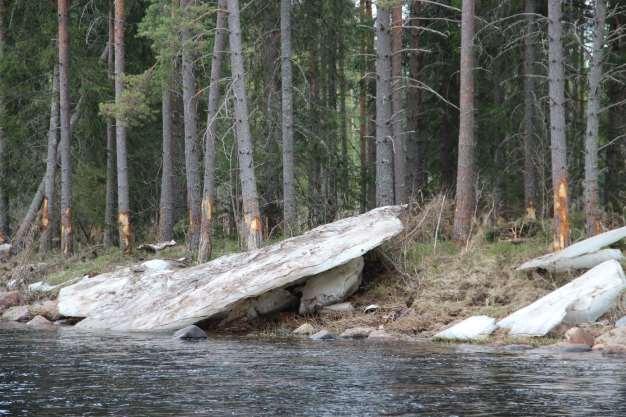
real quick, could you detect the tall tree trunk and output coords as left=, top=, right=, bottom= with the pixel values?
left=159, top=75, right=175, bottom=242
left=14, top=99, right=82, bottom=250
left=0, top=0, right=8, bottom=244
left=280, top=0, right=296, bottom=235
left=40, top=66, right=60, bottom=253
left=104, top=5, right=116, bottom=248
left=583, top=0, right=606, bottom=237
left=58, top=0, right=73, bottom=257
left=452, top=0, right=476, bottom=242
left=522, top=0, right=538, bottom=220
left=406, top=0, right=423, bottom=197
left=605, top=6, right=625, bottom=212
left=375, top=6, right=394, bottom=207
left=548, top=0, right=570, bottom=250
left=180, top=0, right=202, bottom=251
left=114, top=0, right=132, bottom=254
left=365, top=0, right=376, bottom=210
left=391, top=2, right=405, bottom=204
left=198, top=0, right=227, bottom=263
left=358, top=0, right=368, bottom=212
left=226, top=0, right=263, bottom=250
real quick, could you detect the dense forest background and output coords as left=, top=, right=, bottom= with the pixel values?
left=0, top=0, right=623, bottom=260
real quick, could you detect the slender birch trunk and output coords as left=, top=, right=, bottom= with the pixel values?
left=452, top=0, right=476, bottom=242
left=226, top=0, right=263, bottom=250
left=104, top=4, right=116, bottom=248
left=548, top=0, right=570, bottom=250
left=58, top=0, right=73, bottom=257
left=114, top=0, right=132, bottom=253
left=198, top=0, right=227, bottom=263
left=522, top=0, right=538, bottom=220
left=583, top=0, right=606, bottom=237
left=40, top=66, right=60, bottom=253
left=180, top=0, right=202, bottom=250
left=375, top=6, right=394, bottom=207
left=280, top=0, right=296, bottom=235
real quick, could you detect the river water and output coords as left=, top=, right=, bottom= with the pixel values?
left=1, top=325, right=625, bottom=416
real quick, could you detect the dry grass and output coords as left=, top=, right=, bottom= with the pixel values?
left=228, top=195, right=609, bottom=341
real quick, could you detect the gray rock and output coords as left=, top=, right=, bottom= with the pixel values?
left=173, top=325, right=207, bottom=340
left=27, top=315, right=56, bottom=330
left=1, top=305, right=31, bottom=322
left=367, top=329, right=398, bottom=340
left=340, top=326, right=375, bottom=339
left=615, top=316, right=626, bottom=328
left=309, top=330, right=335, bottom=340
left=0, top=291, right=23, bottom=313
left=293, top=323, right=316, bottom=336
left=299, top=257, right=364, bottom=314
left=30, top=300, right=60, bottom=321
left=321, top=302, right=355, bottom=313
left=254, top=289, right=298, bottom=316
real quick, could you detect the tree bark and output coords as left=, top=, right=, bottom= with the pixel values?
left=548, top=0, right=570, bottom=250
left=14, top=98, right=83, bottom=250
left=58, top=0, right=73, bottom=257
left=0, top=0, right=8, bottom=244
left=40, top=66, right=60, bottom=253
left=180, top=0, right=202, bottom=251
left=198, top=0, right=227, bottom=263
left=375, top=6, right=394, bottom=207
left=391, top=3, right=405, bottom=204
left=226, top=0, right=263, bottom=250
left=522, top=0, right=538, bottom=220
left=452, top=0, right=476, bottom=242
left=358, top=0, right=368, bottom=212
left=104, top=5, right=116, bottom=248
left=583, top=0, right=606, bottom=237
left=280, top=0, right=296, bottom=235
left=114, top=0, right=132, bottom=254
left=406, top=0, right=423, bottom=197
left=159, top=79, right=175, bottom=243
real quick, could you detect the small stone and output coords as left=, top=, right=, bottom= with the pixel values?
left=293, top=323, right=316, bottom=336
left=564, top=327, right=595, bottom=346
left=0, top=291, right=23, bottom=312
left=340, top=326, right=375, bottom=339
left=321, top=302, right=354, bottom=313
left=615, top=316, right=626, bottom=328
left=309, top=330, right=335, bottom=340
left=2, top=305, right=31, bottom=322
left=27, top=315, right=55, bottom=330
left=30, top=300, right=60, bottom=321
left=173, top=325, right=207, bottom=340
left=363, top=304, right=380, bottom=314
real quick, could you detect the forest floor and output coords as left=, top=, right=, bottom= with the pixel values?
left=2, top=201, right=623, bottom=346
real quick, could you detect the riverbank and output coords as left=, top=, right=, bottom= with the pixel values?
left=1, top=204, right=624, bottom=350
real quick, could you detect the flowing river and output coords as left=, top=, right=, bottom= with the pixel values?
left=1, top=324, right=625, bottom=416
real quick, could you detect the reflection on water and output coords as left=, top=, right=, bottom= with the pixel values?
left=1, top=325, right=625, bottom=416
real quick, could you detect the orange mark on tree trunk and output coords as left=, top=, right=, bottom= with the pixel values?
left=41, top=197, right=50, bottom=230
left=553, top=178, right=570, bottom=251
left=202, top=198, right=213, bottom=222
left=525, top=200, right=536, bottom=221
left=0, top=231, right=6, bottom=244
left=61, top=207, right=72, bottom=257
left=118, top=211, right=132, bottom=255
left=248, top=216, right=262, bottom=233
